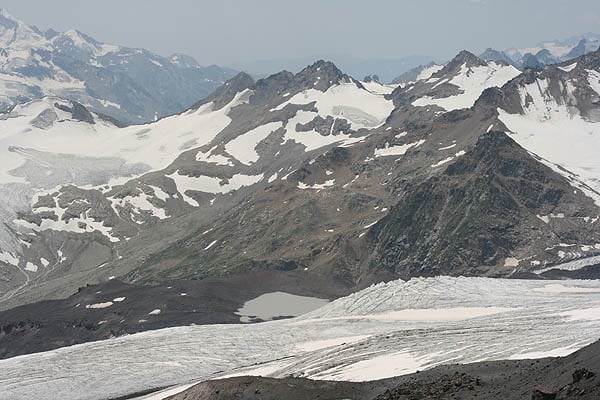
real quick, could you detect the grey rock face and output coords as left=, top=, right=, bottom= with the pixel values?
left=534, top=49, right=560, bottom=65
left=566, top=39, right=589, bottom=60
left=363, top=74, right=380, bottom=83
left=190, top=72, right=255, bottom=111
left=479, top=48, right=516, bottom=66
left=366, top=132, right=600, bottom=277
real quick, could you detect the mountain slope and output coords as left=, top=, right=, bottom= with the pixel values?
left=0, top=9, right=237, bottom=124
left=398, top=51, right=521, bottom=112
left=122, top=50, right=600, bottom=285
left=365, top=131, right=600, bottom=278
left=0, top=60, right=395, bottom=308
left=0, top=49, right=599, bottom=313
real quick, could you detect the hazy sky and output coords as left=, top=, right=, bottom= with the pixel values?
left=1, top=0, right=599, bottom=67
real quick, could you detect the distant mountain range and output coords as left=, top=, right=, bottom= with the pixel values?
left=505, top=33, right=600, bottom=66
left=394, top=33, right=600, bottom=84
left=231, top=54, right=442, bottom=85
left=0, top=9, right=237, bottom=124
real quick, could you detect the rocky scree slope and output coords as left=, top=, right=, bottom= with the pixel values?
left=129, top=50, right=600, bottom=285
left=0, top=50, right=599, bottom=311
left=0, top=60, right=393, bottom=308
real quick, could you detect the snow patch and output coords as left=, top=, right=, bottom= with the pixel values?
left=86, top=302, right=113, bottom=309
left=374, top=140, right=425, bottom=158
left=413, top=62, right=520, bottom=111
left=225, top=122, right=283, bottom=165
left=298, top=179, right=335, bottom=190
left=558, top=63, right=577, bottom=73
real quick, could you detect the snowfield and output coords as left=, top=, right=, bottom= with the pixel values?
left=1, top=277, right=600, bottom=400
left=0, top=77, right=395, bottom=265
left=413, top=62, right=520, bottom=111
left=276, top=82, right=394, bottom=130
left=498, top=74, right=600, bottom=205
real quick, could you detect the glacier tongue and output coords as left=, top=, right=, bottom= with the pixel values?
left=2, top=277, right=600, bottom=400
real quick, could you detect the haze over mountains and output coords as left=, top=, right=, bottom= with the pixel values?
left=0, top=9, right=237, bottom=124
left=0, top=6, right=599, bottom=400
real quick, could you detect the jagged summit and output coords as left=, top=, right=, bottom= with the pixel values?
left=445, top=50, right=487, bottom=71
left=363, top=74, right=380, bottom=83
left=534, top=49, right=559, bottom=65
left=0, top=8, right=18, bottom=23
left=169, top=53, right=201, bottom=69
left=479, top=48, right=514, bottom=66
left=294, top=59, right=358, bottom=91
left=565, top=39, right=588, bottom=60
left=190, top=71, right=254, bottom=111
left=522, top=53, right=544, bottom=69
left=248, top=59, right=361, bottom=101
left=51, top=28, right=109, bottom=56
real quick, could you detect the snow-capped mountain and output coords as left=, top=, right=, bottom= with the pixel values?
left=0, top=40, right=598, bottom=400
left=0, top=48, right=599, bottom=339
left=396, top=51, right=521, bottom=112
left=479, top=48, right=516, bottom=66
left=0, top=60, right=397, bottom=307
left=505, top=33, right=600, bottom=69
left=0, top=9, right=237, bottom=124
left=390, top=62, right=444, bottom=85
left=397, top=34, right=600, bottom=87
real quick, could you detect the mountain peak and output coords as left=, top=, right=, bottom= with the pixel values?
left=170, top=53, right=201, bottom=69
left=0, top=8, right=18, bottom=23
left=479, top=48, right=514, bottom=66
left=295, top=60, right=356, bottom=91
left=565, top=38, right=589, bottom=60
left=56, top=29, right=100, bottom=51
left=0, top=9, right=47, bottom=49
left=189, top=71, right=254, bottom=111
left=432, top=50, right=487, bottom=80
left=363, top=74, right=381, bottom=83
left=227, top=71, right=255, bottom=87
left=447, top=50, right=487, bottom=69
left=533, top=49, right=558, bottom=65
left=300, top=60, right=344, bottom=77
left=522, top=53, right=544, bottom=69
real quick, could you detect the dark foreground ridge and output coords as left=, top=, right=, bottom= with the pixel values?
left=159, top=339, right=600, bottom=400
left=0, top=270, right=350, bottom=359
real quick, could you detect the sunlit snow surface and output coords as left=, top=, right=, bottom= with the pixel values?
left=413, top=62, right=520, bottom=111
left=2, top=277, right=600, bottom=400
left=498, top=74, right=600, bottom=204
left=0, top=79, right=395, bottom=261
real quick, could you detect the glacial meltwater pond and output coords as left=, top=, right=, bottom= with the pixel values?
left=236, top=291, right=330, bottom=322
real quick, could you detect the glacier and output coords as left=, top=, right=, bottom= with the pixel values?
left=1, top=276, right=600, bottom=400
